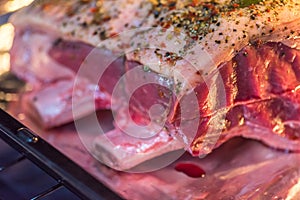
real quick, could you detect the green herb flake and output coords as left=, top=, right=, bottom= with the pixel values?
left=143, top=65, right=151, bottom=72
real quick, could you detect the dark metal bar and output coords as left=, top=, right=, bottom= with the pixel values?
left=0, top=12, right=12, bottom=25
left=0, top=155, right=26, bottom=172
left=30, top=183, right=63, bottom=200
left=0, top=109, right=122, bottom=200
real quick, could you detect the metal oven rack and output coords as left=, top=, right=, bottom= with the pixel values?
left=0, top=109, right=122, bottom=200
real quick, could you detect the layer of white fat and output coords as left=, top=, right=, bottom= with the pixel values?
left=10, top=0, right=154, bottom=52
left=125, top=0, right=300, bottom=93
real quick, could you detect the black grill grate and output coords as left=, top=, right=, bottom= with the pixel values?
left=0, top=134, right=79, bottom=200
left=0, top=109, right=122, bottom=200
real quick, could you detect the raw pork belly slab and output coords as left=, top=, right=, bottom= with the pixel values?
left=9, top=0, right=300, bottom=169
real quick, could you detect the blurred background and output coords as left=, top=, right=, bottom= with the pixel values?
left=0, top=0, right=34, bottom=15
left=0, top=0, right=31, bottom=109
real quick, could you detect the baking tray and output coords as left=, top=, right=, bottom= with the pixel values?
left=4, top=98, right=300, bottom=199
left=1, top=4, right=300, bottom=199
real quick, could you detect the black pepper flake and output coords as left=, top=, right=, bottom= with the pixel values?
left=250, top=14, right=256, bottom=20
left=216, top=22, right=221, bottom=26
left=99, top=31, right=106, bottom=40
left=93, top=31, right=98, bottom=36
left=80, top=22, right=88, bottom=27
left=232, top=43, right=235, bottom=46
left=243, top=52, right=248, bottom=57
left=153, top=10, right=160, bottom=18
left=219, top=32, right=223, bottom=35
left=280, top=52, right=285, bottom=58
left=215, top=40, right=221, bottom=44
left=70, top=30, right=75, bottom=36
left=169, top=2, right=176, bottom=8
left=53, top=38, right=62, bottom=46
left=233, top=29, right=237, bottom=32
left=196, top=70, right=203, bottom=75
